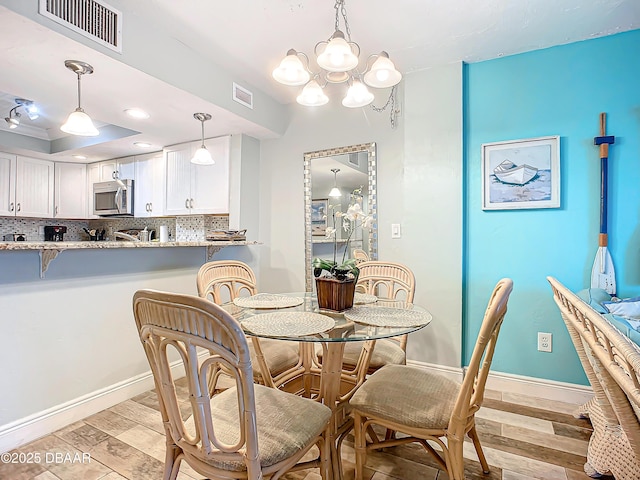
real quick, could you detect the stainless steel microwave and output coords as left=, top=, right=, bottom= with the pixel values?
left=93, top=179, right=134, bottom=216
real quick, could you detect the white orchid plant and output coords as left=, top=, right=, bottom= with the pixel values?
left=313, top=187, right=373, bottom=281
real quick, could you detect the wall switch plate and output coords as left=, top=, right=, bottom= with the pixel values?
left=538, top=332, right=552, bottom=352
left=391, top=223, right=401, bottom=238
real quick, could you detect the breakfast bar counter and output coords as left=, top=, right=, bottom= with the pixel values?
left=0, top=240, right=260, bottom=277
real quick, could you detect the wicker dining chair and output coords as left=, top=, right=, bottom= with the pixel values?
left=335, top=261, right=416, bottom=375
left=196, top=260, right=300, bottom=387
left=352, top=248, right=370, bottom=264
left=350, top=278, right=513, bottom=480
left=133, top=289, right=331, bottom=480
left=548, top=277, right=640, bottom=479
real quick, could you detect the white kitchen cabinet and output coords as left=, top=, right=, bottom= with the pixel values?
left=54, top=162, right=87, bottom=219
left=15, top=157, right=54, bottom=218
left=134, top=151, right=165, bottom=217
left=164, top=136, right=230, bottom=215
left=0, top=152, right=17, bottom=216
left=96, top=156, right=136, bottom=181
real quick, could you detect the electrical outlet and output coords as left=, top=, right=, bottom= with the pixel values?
left=538, top=332, right=552, bottom=352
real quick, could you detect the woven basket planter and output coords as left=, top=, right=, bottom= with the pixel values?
left=315, top=276, right=356, bottom=312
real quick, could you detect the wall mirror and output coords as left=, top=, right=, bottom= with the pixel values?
left=304, top=142, right=377, bottom=291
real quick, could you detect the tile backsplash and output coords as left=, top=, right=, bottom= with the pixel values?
left=0, top=215, right=229, bottom=242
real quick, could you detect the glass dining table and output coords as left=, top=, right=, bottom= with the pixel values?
left=221, top=292, right=432, bottom=480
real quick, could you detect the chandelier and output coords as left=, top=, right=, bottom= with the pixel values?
left=272, top=0, right=402, bottom=108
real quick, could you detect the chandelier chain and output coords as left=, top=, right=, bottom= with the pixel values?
left=335, top=0, right=352, bottom=41
left=369, top=85, right=398, bottom=128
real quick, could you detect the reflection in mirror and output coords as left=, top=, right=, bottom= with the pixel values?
left=304, top=143, right=377, bottom=291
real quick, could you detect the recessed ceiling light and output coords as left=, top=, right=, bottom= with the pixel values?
left=134, top=142, right=152, bottom=148
left=72, top=154, right=87, bottom=160
left=124, top=108, right=150, bottom=119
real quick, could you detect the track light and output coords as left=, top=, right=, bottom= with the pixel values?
left=191, top=113, right=214, bottom=165
left=61, top=60, right=99, bottom=136
left=15, top=98, right=39, bottom=120
left=4, top=107, right=20, bottom=129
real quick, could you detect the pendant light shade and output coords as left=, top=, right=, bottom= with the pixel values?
left=316, top=31, right=359, bottom=72
left=61, top=109, right=99, bottom=136
left=363, top=51, right=402, bottom=88
left=191, top=113, right=214, bottom=165
left=342, top=79, right=374, bottom=108
left=329, top=168, right=342, bottom=197
left=296, top=80, right=329, bottom=106
left=272, top=49, right=310, bottom=86
left=60, top=60, right=99, bottom=137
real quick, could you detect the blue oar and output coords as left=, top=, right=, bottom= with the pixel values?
left=590, top=112, right=616, bottom=295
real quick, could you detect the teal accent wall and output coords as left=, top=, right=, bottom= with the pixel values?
left=464, top=29, right=640, bottom=384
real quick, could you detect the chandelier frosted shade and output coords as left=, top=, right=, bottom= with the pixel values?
left=364, top=52, right=402, bottom=88
left=272, top=49, right=310, bottom=86
left=316, top=31, right=359, bottom=72
left=342, top=80, right=374, bottom=108
left=296, top=80, right=329, bottom=106
left=60, top=109, right=99, bottom=136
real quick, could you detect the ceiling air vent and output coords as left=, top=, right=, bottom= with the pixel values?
left=233, top=82, right=254, bottom=109
left=38, top=0, right=122, bottom=53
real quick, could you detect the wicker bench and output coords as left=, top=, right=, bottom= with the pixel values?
left=548, top=277, right=640, bottom=479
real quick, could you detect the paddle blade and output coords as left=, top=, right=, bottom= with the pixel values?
left=591, top=247, right=616, bottom=295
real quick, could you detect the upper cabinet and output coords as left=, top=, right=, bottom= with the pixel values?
left=54, top=162, right=87, bottom=219
left=164, top=136, right=230, bottom=215
left=0, top=153, right=17, bottom=216
left=134, top=151, right=165, bottom=217
left=12, top=157, right=55, bottom=218
left=95, top=156, right=136, bottom=182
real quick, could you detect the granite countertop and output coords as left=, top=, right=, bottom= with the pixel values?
left=0, top=240, right=260, bottom=277
left=0, top=240, right=259, bottom=250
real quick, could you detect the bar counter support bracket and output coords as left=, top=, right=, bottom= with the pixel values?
left=206, top=245, right=225, bottom=261
left=39, top=249, right=64, bottom=278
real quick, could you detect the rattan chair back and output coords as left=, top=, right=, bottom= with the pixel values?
left=133, top=289, right=329, bottom=480
left=196, top=260, right=257, bottom=304
left=356, top=261, right=415, bottom=303
left=548, top=277, right=640, bottom=478
left=350, top=278, right=512, bottom=480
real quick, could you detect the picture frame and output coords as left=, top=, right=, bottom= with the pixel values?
left=311, top=199, right=328, bottom=236
left=481, top=135, right=560, bottom=210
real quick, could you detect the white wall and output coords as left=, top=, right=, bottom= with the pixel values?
left=0, top=246, right=259, bottom=436
left=258, top=63, right=463, bottom=367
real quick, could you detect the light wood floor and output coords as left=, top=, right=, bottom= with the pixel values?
left=0, top=378, right=605, bottom=480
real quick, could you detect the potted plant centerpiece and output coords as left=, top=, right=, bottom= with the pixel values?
left=313, top=187, right=373, bottom=311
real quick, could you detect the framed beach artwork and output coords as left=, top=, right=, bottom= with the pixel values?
left=481, top=135, right=560, bottom=210
left=311, top=199, right=328, bottom=235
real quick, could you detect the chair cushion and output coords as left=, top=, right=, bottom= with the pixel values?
left=317, top=339, right=406, bottom=369
left=343, top=339, right=406, bottom=368
left=250, top=339, right=299, bottom=380
left=185, top=384, right=330, bottom=471
left=350, top=364, right=460, bottom=429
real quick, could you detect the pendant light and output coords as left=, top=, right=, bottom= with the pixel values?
left=191, top=113, right=214, bottom=165
left=329, top=168, right=342, bottom=197
left=60, top=60, right=99, bottom=137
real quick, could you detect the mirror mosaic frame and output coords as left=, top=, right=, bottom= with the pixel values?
left=304, top=142, right=377, bottom=291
